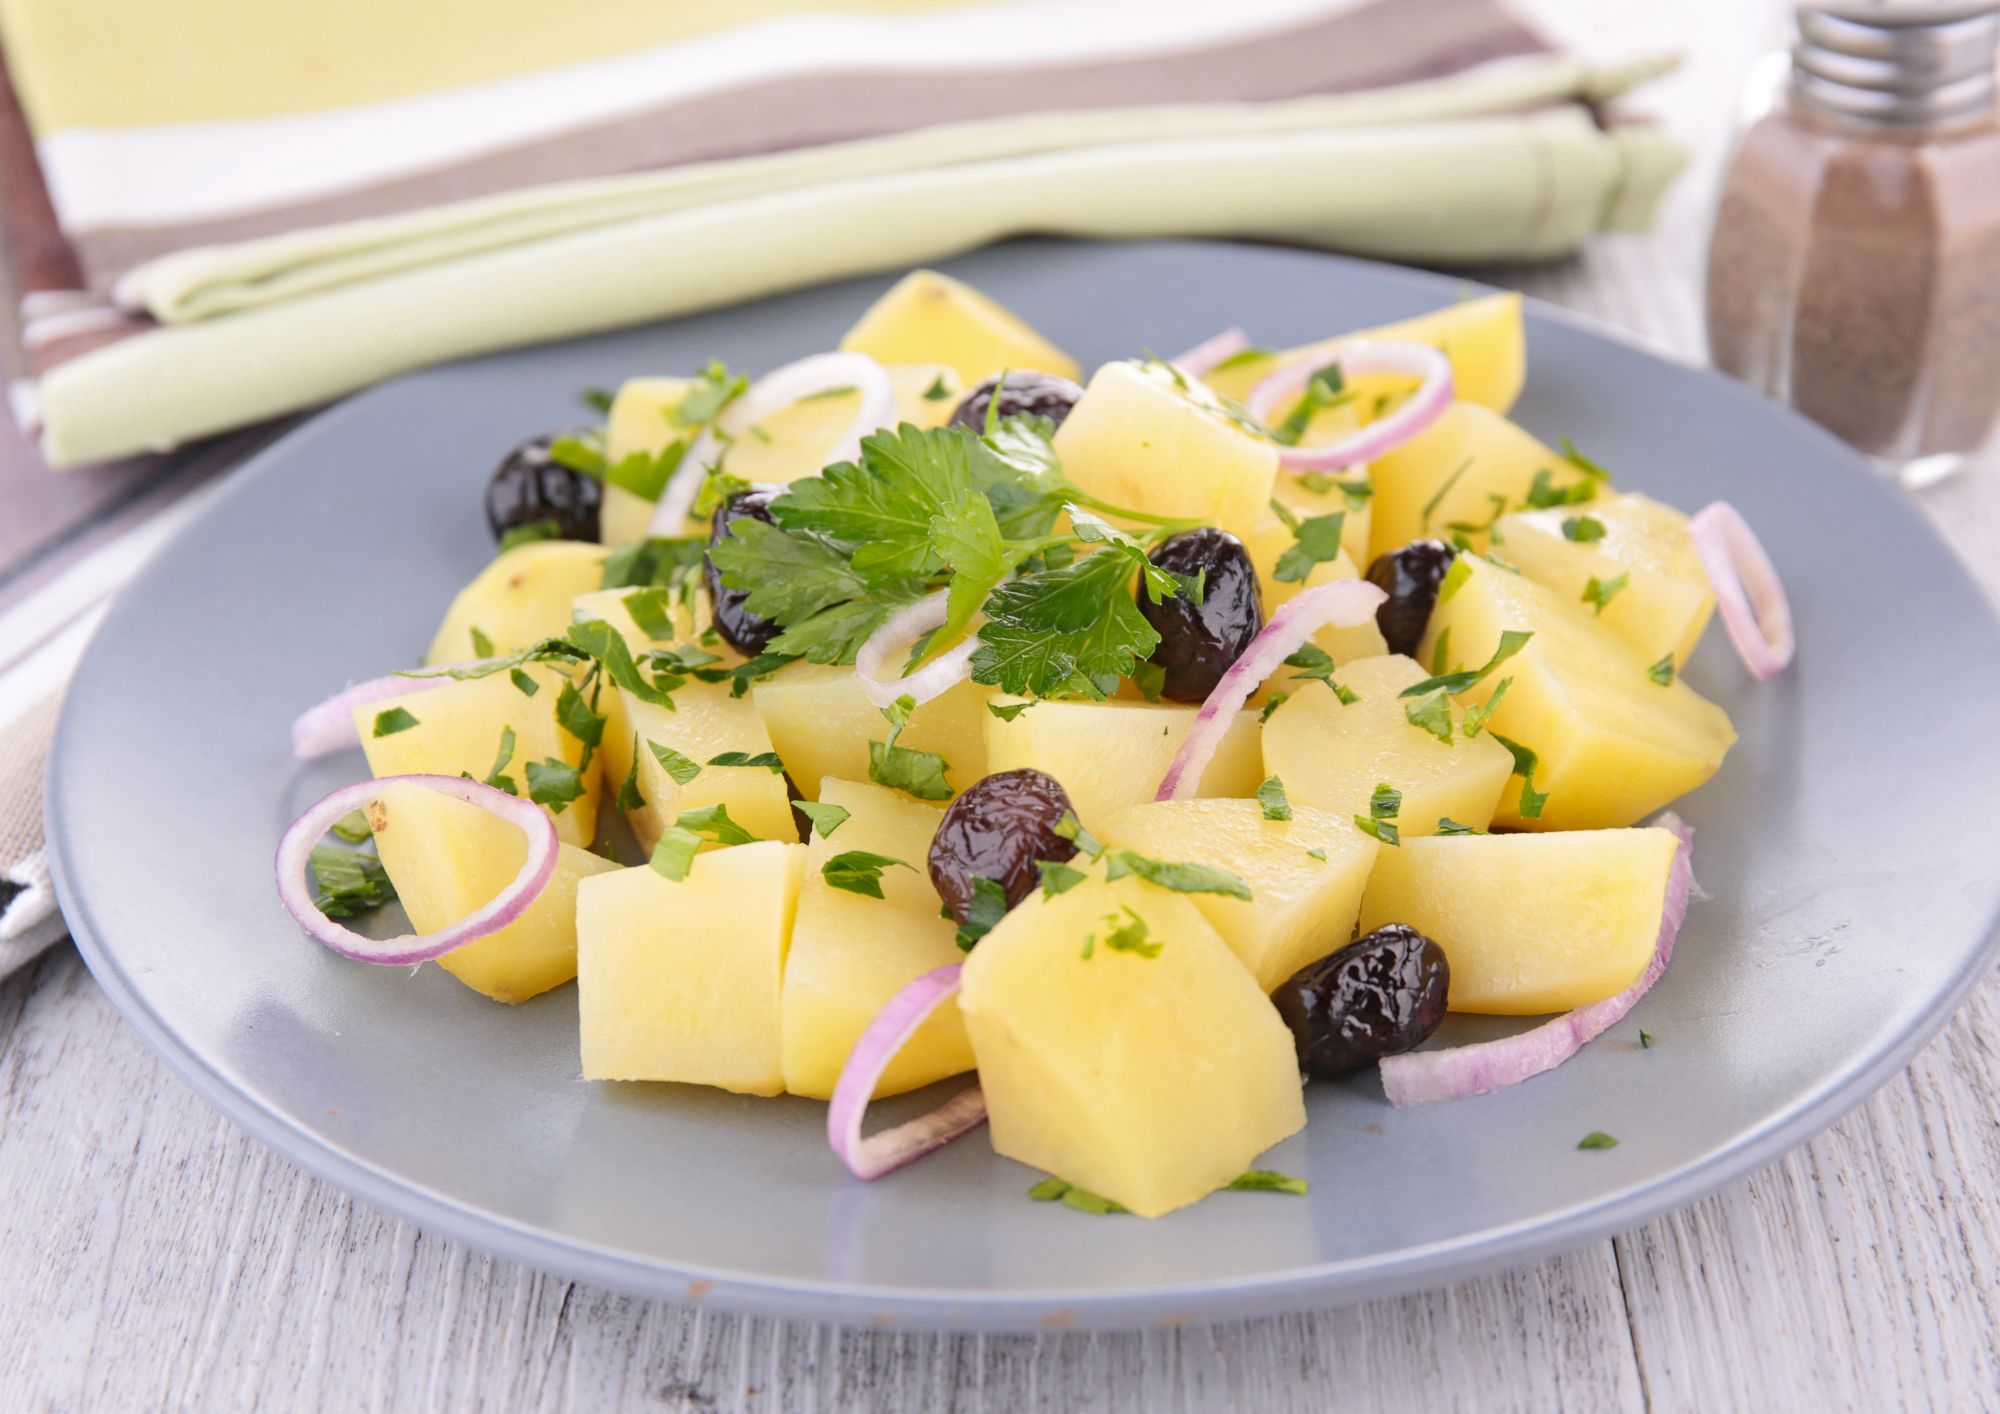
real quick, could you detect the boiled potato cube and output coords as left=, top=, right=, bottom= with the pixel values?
left=601, top=376, right=691, bottom=543
left=367, top=780, right=618, bottom=1003
left=599, top=679, right=795, bottom=853
left=780, top=780, right=973, bottom=1099
left=1359, top=828, right=1678, bottom=1014
left=753, top=662, right=988, bottom=800
left=576, top=841, right=807, bottom=1093
left=571, top=585, right=714, bottom=658
left=1260, top=653, right=1513, bottom=838
left=355, top=665, right=600, bottom=848
left=840, top=270, right=1079, bottom=385
left=1491, top=492, right=1715, bottom=669
left=1099, top=797, right=1377, bottom=992
left=1053, top=360, right=1279, bottom=533
left=958, top=867, right=1305, bottom=1218
left=1237, top=518, right=1387, bottom=672
left=1203, top=292, right=1525, bottom=415
left=983, top=697, right=1264, bottom=827
left=1366, top=403, right=1591, bottom=562
left=727, top=388, right=875, bottom=486
left=427, top=540, right=609, bottom=663
left=1420, top=555, right=1736, bottom=830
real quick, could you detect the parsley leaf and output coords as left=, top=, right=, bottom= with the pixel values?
left=1419, top=457, right=1474, bottom=531
left=775, top=424, right=986, bottom=580
left=510, top=667, right=540, bottom=697
left=922, top=374, right=953, bottom=401
left=1271, top=363, right=1351, bottom=446
left=1082, top=905, right=1160, bottom=960
left=1257, top=775, right=1292, bottom=821
left=646, top=739, right=703, bottom=786
left=482, top=725, right=519, bottom=795
left=1228, top=1170, right=1309, bottom=1196
left=1648, top=654, right=1676, bottom=687
left=766, top=585, right=929, bottom=666
left=525, top=758, right=585, bottom=813
left=1103, top=849, right=1251, bottom=900
left=1028, top=1176, right=1129, bottom=1215
left=926, top=489, right=1010, bottom=656
left=1403, top=686, right=1454, bottom=745
left=1523, top=469, right=1595, bottom=510
left=600, top=536, right=706, bottom=591
left=1284, top=644, right=1359, bottom=703
left=707, top=751, right=784, bottom=772
left=649, top=829, right=701, bottom=882
left=1038, top=860, right=1087, bottom=897
left=822, top=850, right=913, bottom=899
left=555, top=679, right=606, bottom=751
left=1640, top=1030, right=1654, bottom=1049
left=707, top=518, right=868, bottom=624
left=580, top=386, right=615, bottom=415
left=329, top=810, right=372, bottom=843
left=1054, top=811, right=1104, bottom=859
left=1491, top=733, right=1549, bottom=818
left=1436, top=817, right=1486, bottom=835
left=1430, top=627, right=1453, bottom=676
left=469, top=626, right=495, bottom=658
left=1259, top=691, right=1289, bottom=722
left=674, top=802, right=761, bottom=846
left=1354, top=782, right=1402, bottom=846
left=1272, top=509, right=1347, bottom=584
left=1582, top=573, right=1628, bottom=615
left=1562, top=514, right=1607, bottom=543
left=955, top=876, right=1010, bottom=950
left=792, top=800, right=850, bottom=838
left=372, top=707, right=420, bottom=738
left=986, top=699, right=1034, bottom=723
left=670, top=361, right=746, bottom=427
left=622, top=587, right=679, bottom=640
left=869, top=696, right=954, bottom=800
left=1577, top=1131, right=1619, bottom=1151
left=1128, top=659, right=1166, bottom=702
left=615, top=735, right=645, bottom=812
left=1398, top=630, right=1532, bottom=698
left=1458, top=676, right=1511, bottom=738
left=498, top=519, right=562, bottom=552
left=309, top=845, right=397, bottom=918
left=973, top=548, right=1160, bottom=698
left=1559, top=436, right=1613, bottom=481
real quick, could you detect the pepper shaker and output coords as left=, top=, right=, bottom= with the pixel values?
left=1706, top=1, right=2000, bottom=487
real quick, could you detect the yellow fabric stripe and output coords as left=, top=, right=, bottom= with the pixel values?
left=0, top=0, right=981, bottom=132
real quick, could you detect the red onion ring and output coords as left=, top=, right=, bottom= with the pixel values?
left=1379, top=813, right=1695, bottom=1107
left=1246, top=340, right=1454, bottom=472
left=648, top=351, right=897, bottom=535
left=1156, top=577, right=1386, bottom=801
left=1689, top=501, right=1794, bottom=680
left=274, top=774, right=559, bottom=966
left=854, top=590, right=976, bottom=710
left=291, top=670, right=470, bottom=760
left=828, top=963, right=988, bottom=1180
left=1170, top=327, right=1250, bottom=379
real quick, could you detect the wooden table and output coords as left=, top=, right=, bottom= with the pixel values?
left=6, top=2, right=1998, bottom=1406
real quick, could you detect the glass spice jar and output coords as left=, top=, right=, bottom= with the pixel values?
left=1706, top=1, right=2000, bottom=487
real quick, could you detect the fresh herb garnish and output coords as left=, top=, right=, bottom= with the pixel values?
left=525, top=758, right=585, bottom=813
left=1354, top=782, right=1402, bottom=846
left=1582, top=573, right=1628, bottom=615
left=707, top=750, right=784, bottom=772
left=1430, top=627, right=1453, bottom=676
left=869, top=695, right=954, bottom=800
left=555, top=679, right=606, bottom=753
left=498, top=519, right=562, bottom=552
left=372, top=707, right=420, bottom=738
left=1305, top=845, right=1328, bottom=861
left=509, top=667, right=540, bottom=697
left=649, top=830, right=701, bottom=882
left=1419, top=457, right=1474, bottom=531
left=669, top=361, right=747, bottom=428
left=329, top=810, right=372, bottom=843
left=821, top=850, right=913, bottom=899
left=1284, top=644, right=1359, bottom=703
left=469, top=626, right=495, bottom=658
left=646, top=739, right=703, bottom=786
left=1398, top=630, right=1531, bottom=699
left=987, top=699, right=1034, bottom=723
left=1082, top=905, right=1160, bottom=960
left=1268, top=503, right=1347, bottom=584
left=1577, top=1131, right=1619, bottom=1150
left=1028, top=1176, right=1128, bottom=1215
left=1128, top=659, right=1166, bottom=702
left=675, top=802, right=761, bottom=846
left=1257, top=775, right=1292, bottom=821
left=1491, top=733, right=1548, bottom=818
left=580, top=386, right=615, bottom=415
left=1271, top=364, right=1350, bottom=446
left=1228, top=1170, right=1309, bottom=1196
left=955, top=876, right=1010, bottom=950
left=1259, top=691, right=1289, bottom=722
left=1038, top=860, right=1087, bottom=897
left=1648, top=654, right=1675, bottom=687
left=792, top=800, right=850, bottom=837
left=601, top=536, right=705, bottom=591
left=1458, top=676, right=1510, bottom=738
left=309, top=844, right=397, bottom=918
left=615, top=735, right=645, bottom=811
left=1523, top=469, right=1595, bottom=510
left=1559, top=436, right=1613, bottom=481
left=1054, top=811, right=1103, bottom=859
left=1102, top=848, right=1251, bottom=899
left=482, top=726, right=519, bottom=795
left=1436, top=817, right=1486, bottom=835
left=1403, top=687, right=1454, bottom=745
left=1561, top=515, right=1607, bottom=543
left=1639, top=1030, right=1654, bottom=1049
left=922, top=373, right=953, bottom=401
left=621, top=587, right=679, bottom=640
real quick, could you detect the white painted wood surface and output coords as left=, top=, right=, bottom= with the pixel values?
left=6, top=1, right=1998, bottom=1407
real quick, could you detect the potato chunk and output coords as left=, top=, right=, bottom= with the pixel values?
left=1236, top=517, right=1386, bottom=674
left=780, top=780, right=973, bottom=1099
left=983, top=697, right=1263, bottom=828
left=958, top=868, right=1305, bottom=1217
left=576, top=841, right=807, bottom=1093
left=598, top=680, right=795, bottom=853
left=839, top=270, right=1079, bottom=385
left=1490, top=492, right=1715, bottom=669
left=1053, top=360, right=1279, bottom=533
left=601, top=375, right=691, bottom=542
left=1099, top=798, right=1377, bottom=991
left=1366, top=403, right=1591, bottom=562
left=426, top=540, right=609, bottom=664
left=752, top=662, right=989, bottom=801
left=1260, top=653, right=1514, bottom=838
left=355, top=664, right=600, bottom=848
left=1420, top=555, right=1736, bottom=830
left=367, top=781, right=617, bottom=1003
left=1358, top=829, right=1679, bottom=1014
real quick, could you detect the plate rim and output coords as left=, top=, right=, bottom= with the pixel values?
left=46, top=238, right=2000, bottom=1331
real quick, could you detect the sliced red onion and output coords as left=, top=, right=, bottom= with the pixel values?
left=291, top=669, right=470, bottom=760
left=854, top=590, right=976, bottom=710
left=648, top=351, right=896, bottom=536
left=1246, top=340, right=1454, bottom=472
left=1379, top=813, right=1695, bottom=1107
left=828, top=963, right=987, bottom=1180
left=1170, top=327, right=1250, bottom=379
left=1156, top=577, right=1385, bottom=801
left=274, top=774, right=559, bottom=966
left=1690, top=501, right=1794, bottom=680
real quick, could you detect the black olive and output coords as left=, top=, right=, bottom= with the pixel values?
left=1136, top=528, right=1263, bottom=702
left=928, top=769, right=1080, bottom=926
left=1275, top=924, right=1450, bottom=1079
left=948, top=370, right=1083, bottom=434
left=485, top=431, right=602, bottom=543
left=704, top=488, right=782, bottom=656
left=1365, top=539, right=1458, bottom=657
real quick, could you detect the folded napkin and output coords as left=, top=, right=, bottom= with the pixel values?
left=0, top=0, right=1684, bottom=468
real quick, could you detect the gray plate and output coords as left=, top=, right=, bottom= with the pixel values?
left=47, top=240, right=2000, bottom=1331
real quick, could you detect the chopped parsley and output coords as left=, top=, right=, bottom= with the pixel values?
left=622, top=587, right=679, bottom=640
left=525, top=758, right=586, bottom=813
left=1430, top=627, right=1453, bottom=676
left=1419, top=457, right=1474, bottom=531
left=555, top=679, right=606, bottom=754
left=1403, top=686, right=1454, bottom=745
left=1559, top=436, right=1613, bottom=481
left=1523, top=469, right=1595, bottom=510
left=1103, top=849, right=1251, bottom=899
left=1038, top=860, right=1087, bottom=897
left=497, top=519, right=562, bottom=552
left=372, top=707, right=420, bottom=738
left=1582, top=573, right=1628, bottom=615
left=580, top=386, right=615, bottom=415
left=670, top=360, right=747, bottom=428
left=1028, top=1177, right=1127, bottom=1215
left=649, top=830, right=700, bottom=882
left=469, top=626, right=495, bottom=658
left=646, top=739, right=702, bottom=786
left=1639, top=1030, right=1654, bottom=1049
left=1305, top=845, right=1328, bottom=862
left=707, top=750, right=784, bottom=772
left=821, top=850, right=913, bottom=899
left=1648, top=654, right=1676, bottom=686
left=679, top=803, right=761, bottom=846
left=1458, top=676, right=1511, bottom=738
left=922, top=373, right=953, bottom=401
left=1354, top=782, right=1402, bottom=846
left=1268, top=502, right=1347, bottom=584
left=1562, top=514, right=1607, bottom=543
left=1128, top=659, right=1166, bottom=702
left=1435, top=555, right=1474, bottom=606
left=1228, top=1170, right=1309, bottom=1196
left=792, top=800, right=850, bottom=838
left=1269, top=364, right=1351, bottom=446
left=1577, top=1131, right=1619, bottom=1151
left=1436, top=817, right=1486, bottom=835
left=869, top=695, right=954, bottom=800
left=1284, top=644, right=1359, bottom=703
left=1054, top=811, right=1104, bottom=859
left=329, top=810, right=372, bottom=843
left=955, top=876, right=1010, bottom=951
left=509, top=667, right=540, bottom=697
left=1210, top=346, right=1275, bottom=373
left=615, top=736, right=645, bottom=811
left=482, top=726, right=520, bottom=795
left=986, top=699, right=1034, bottom=723
left=309, top=845, right=397, bottom=919
left=1082, top=905, right=1159, bottom=960
left=1491, top=733, right=1549, bottom=818
left=1257, top=775, right=1292, bottom=821
left=1259, top=691, right=1289, bottom=722
left=1397, top=630, right=1531, bottom=699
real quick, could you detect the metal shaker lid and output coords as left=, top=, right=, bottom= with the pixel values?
left=1794, top=0, right=2000, bottom=123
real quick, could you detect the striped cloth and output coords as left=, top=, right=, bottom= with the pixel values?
left=0, top=0, right=1686, bottom=973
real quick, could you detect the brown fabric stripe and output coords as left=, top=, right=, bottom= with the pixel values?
left=70, top=0, right=1548, bottom=286
left=0, top=37, right=81, bottom=297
